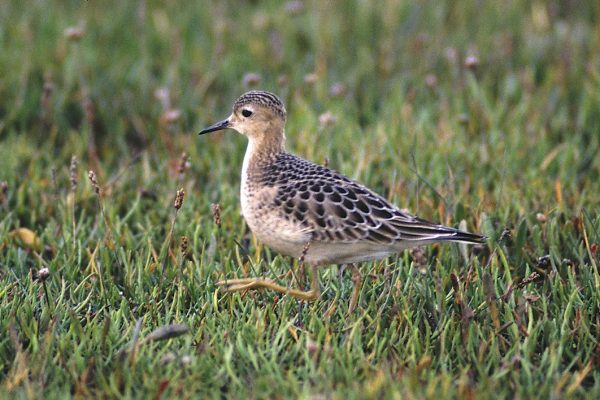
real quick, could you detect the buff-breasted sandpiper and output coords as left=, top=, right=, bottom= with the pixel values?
left=200, top=90, right=485, bottom=305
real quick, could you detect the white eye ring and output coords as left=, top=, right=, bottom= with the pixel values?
left=241, top=109, right=253, bottom=118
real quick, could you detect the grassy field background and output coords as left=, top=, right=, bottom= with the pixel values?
left=1, top=0, right=599, bottom=398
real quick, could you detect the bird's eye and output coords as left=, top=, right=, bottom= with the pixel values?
left=241, top=109, right=253, bottom=118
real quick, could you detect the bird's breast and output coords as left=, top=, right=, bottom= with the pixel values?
left=240, top=176, right=311, bottom=258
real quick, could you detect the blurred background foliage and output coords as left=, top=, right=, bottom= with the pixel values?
left=0, top=0, right=599, bottom=398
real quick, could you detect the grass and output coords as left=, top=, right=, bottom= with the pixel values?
left=1, top=0, right=599, bottom=398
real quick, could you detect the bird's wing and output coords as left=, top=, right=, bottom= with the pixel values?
left=269, top=155, right=483, bottom=246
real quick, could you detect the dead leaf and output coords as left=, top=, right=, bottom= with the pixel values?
left=141, top=324, right=189, bottom=344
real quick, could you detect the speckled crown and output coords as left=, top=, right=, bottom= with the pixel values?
left=233, top=91, right=287, bottom=119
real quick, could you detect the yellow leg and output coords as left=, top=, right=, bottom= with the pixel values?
left=347, top=264, right=362, bottom=313
left=215, top=270, right=292, bottom=287
left=216, top=264, right=320, bottom=301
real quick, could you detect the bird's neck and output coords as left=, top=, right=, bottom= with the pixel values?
left=244, top=132, right=286, bottom=170
left=241, top=138, right=283, bottom=201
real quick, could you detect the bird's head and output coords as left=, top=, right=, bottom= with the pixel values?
left=199, top=91, right=287, bottom=145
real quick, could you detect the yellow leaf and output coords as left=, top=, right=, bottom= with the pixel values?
left=10, top=228, right=41, bottom=251
left=555, top=179, right=563, bottom=208
left=66, top=192, right=76, bottom=209
left=287, top=325, right=299, bottom=342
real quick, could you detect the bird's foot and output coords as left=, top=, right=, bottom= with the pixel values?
left=217, top=262, right=320, bottom=301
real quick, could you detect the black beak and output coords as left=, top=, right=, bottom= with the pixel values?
left=199, top=119, right=230, bottom=135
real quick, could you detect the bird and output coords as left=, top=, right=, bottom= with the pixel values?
left=199, top=90, right=485, bottom=307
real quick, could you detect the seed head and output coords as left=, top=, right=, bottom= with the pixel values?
left=286, top=1, right=305, bottom=15
left=43, top=81, right=54, bottom=95
left=163, top=109, right=181, bottom=123
left=425, top=74, right=438, bottom=88
left=329, top=82, right=346, bottom=97
left=0, top=181, right=7, bottom=203
left=174, top=189, right=185, bottom=210
left=465, top=55, right=479, bottom=70
left=180, top=236, right=189, bottom=256
left=180, top=355, right=192, bottom=365
left=499, top=228, right=512, bottom=243
left=64, top=23, right=85, bottom=41
left=69, top=156, right=78, bottom=191
left=277, top=74, right=289, bottom=87
left=88, top=170, right=100, bottom=194
left=242, top=73, right=261, bottom=87
left=154, top=87, right=170, bottom=111
left=536, top=213, right=547, bottom=223
left=517, top=271, right=542, bottom=288
left=41, top=79, right=54, bottom=120
left=410, top=247, right=427, bottom=273
left=178, top=152, right=189, bottom=176
left=38, top=267, right=50, bottom=282
left=304, top=73, right=318, bottom=86
left=211, top=203, right=221, bottom=228
left=444, top=47, right=458, bottom=64
left=318, top=111, right=336, bottom=128
left=536, top=255, right=551, bottom=270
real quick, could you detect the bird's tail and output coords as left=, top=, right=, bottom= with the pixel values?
left=440, top=228, right=487, bottom=244
left=389, top=216, right=487, bottom=245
